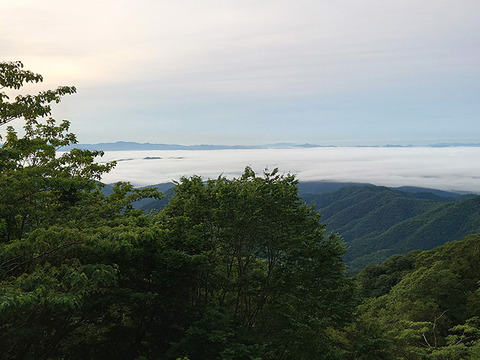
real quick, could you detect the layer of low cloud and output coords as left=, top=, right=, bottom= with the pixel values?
left=97, top=147, right=480, bottom=193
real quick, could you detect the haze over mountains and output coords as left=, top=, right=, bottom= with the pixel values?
left=61, top=141, right=480, bottom=151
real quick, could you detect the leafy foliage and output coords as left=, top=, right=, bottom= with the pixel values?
left=141, top=183, right=480, bottom=273
left=0, top=61, right=76, bottom=125
left=354, top=234, right=480, bottom=359
left=158, top=168, right=355, bottom=359
left=0, top=62, right=161, bottom=359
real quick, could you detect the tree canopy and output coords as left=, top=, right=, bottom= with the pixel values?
left=158, top=168, right=354, bottom=359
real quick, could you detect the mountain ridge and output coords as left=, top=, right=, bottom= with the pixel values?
left=59, top=141, right=480, bottom=151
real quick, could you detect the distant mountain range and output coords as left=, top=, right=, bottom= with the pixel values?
left=60, top=141, right=480, bottom=151
left=61, top=142, right=329, bottom=151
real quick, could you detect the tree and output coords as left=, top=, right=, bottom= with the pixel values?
left=161, top=168, right=355, bottom=359
left=0, top=62, right=162, bottom=359
left=0, top=61, right=76, bottom=125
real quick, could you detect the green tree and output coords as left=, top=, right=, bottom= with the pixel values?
left=161, top=168, right=355, bottom=359
left=1, top=61, right=76, bottom=125
left=355, top=234, right=480, bottom=359
left=0, top=62, right=162, bottom=359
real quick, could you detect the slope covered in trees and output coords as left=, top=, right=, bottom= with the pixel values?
left=302, top=185, right=452, bottom=241
left=350, top=234, right=480, bottom=359
left=301, top=186, right=480, bottom=270
left=347, top=195, right=480, bottom=269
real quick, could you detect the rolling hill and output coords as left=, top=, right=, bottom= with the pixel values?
left=302, top=185, right=480, bottom=271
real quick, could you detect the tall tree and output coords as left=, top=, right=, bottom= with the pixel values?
left=162, top=168, right=355, bottom=359
left=0, top=62, right=161, bottom=359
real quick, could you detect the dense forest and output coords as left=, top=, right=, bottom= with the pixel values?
left=1, top=62, right=480, bottom=359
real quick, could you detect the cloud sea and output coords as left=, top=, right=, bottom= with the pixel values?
left=96, top=147, right=480, bottom=193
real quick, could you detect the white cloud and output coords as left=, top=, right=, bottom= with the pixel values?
left=96, top=147, right=480, bottom=193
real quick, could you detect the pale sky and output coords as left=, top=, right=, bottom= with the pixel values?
left=1, top=0, right=479, bottom=145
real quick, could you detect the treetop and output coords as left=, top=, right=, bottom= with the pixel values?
left=0, top=61, right=76, bottom=125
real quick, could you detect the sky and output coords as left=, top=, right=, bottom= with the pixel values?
left=97, top=147, right=480, bottom=193
left=1, top=0, right=479, bottom=145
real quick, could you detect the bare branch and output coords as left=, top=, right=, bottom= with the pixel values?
left=422, top=332, right=432, bottom=348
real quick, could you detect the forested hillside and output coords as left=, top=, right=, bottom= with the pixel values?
left=346, top=195, right=480, bottom=269
left=302, top=185, right=453, bottom=240
left=303, top=186, right=480, bottom=270
left=349, top=234, right=480, bottom=359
